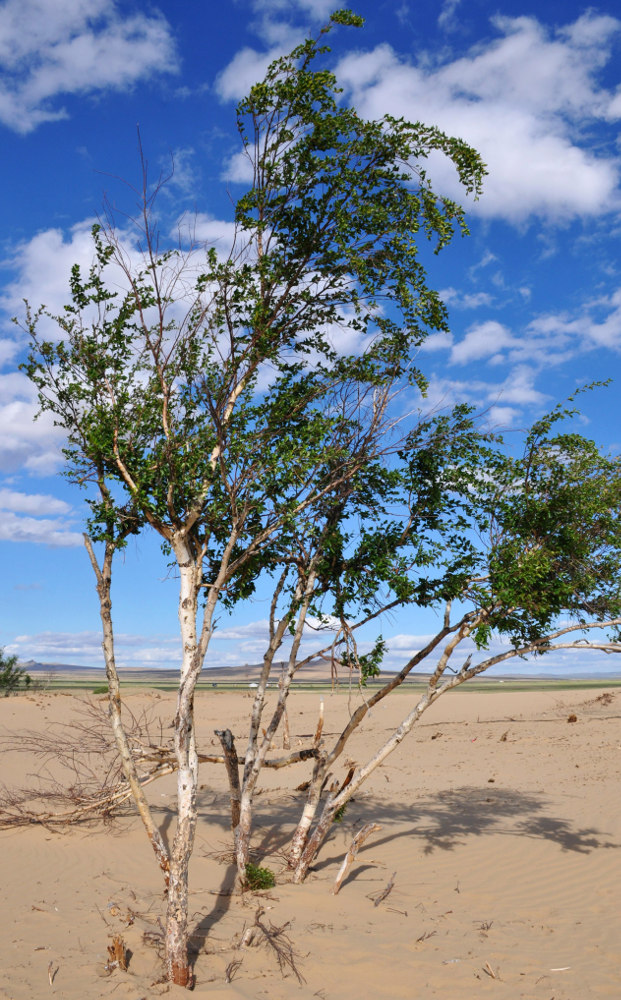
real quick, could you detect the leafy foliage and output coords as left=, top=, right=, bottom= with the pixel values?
left=0, top=649, right=31, bottom=696
left=244, top=863, right=276, bottom=891
left=20, top=14, right=486, bottom=618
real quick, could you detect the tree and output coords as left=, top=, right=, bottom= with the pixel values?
left=278, top=398, right=621, bottom=879
left=207, top=394, right=621, bottom=883
left=21, top=11, right=486, bottom=987
left=0, top=648, right=31, bottom=696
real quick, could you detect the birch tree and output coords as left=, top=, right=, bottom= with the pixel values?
left=199, top=395, right=621, bottom=882
left=276, top=399, right=621, bottom=880
left=21, top=10, right=485, bottom=987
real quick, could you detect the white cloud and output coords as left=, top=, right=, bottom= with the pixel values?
left=0, top=380, right=67, bottom=475
left=387, top=632, right=439, bottom=651
left=215, top=619, right=271, bottom=641
left=444, top=285, right=621, bottom=378
left=440, top=287, right=494, bottom=310
left=0, top=223, right=100, bottom=474
left=8, top=629, right=182, bottom=666
left=221, top=149, right=255, bottom=184
left=0, top=336, right=20, bottom=368
left=419, top=331, right=453, bottom=354
left=420, top=362, right=549, bottom=427
left=0, top=0, right=178, bottom=133
left=160, top=147, right=200, bottom=199
left=176, top=212, right=241, bottom=262
left=0, top=215, right=250, bottom=477
left=215, top=44, right=285, bottom=103
left=526, top=287, right=621, bottom=353
left=2, top=220, right=102, bottom=327
left=438, top=0, right=462, bottom=33
left=334, top=12, right=621, bottom=224
left=0, top=511, right=81, bottom=546
left=0, top=488, right=71, bottom=515
left=188, top=214, right=238, bottom=254
left=0, top=471, right=76, bottom=555
left=450, top=320, right=514, bottom=365
left=489, top=365, right=548, bottom=408
left=486, top=404, right=521, bottom=428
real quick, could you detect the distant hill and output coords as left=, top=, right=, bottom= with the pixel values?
left=17, top=659, right=621, bottom=683
left=18, top=659, right=357, bottom=684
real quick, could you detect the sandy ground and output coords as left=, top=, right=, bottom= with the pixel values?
left=1, top=684, right=620, bottom=999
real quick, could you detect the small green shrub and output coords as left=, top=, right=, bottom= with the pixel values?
left=333, top=803, right=348, bottom=824
left=93, top=685, right=109, bottom=694
left=244, top=863, right=276, bottom=891
left=0, top=648, right=31, bottom=696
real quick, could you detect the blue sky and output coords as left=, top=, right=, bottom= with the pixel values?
left=1, top=0, right=620, bottom=675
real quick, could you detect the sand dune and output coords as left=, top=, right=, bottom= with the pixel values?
left=1, top=685, right=620, bottom=999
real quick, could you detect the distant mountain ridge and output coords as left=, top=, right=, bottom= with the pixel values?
left=16, top=659, right=621, bottom=681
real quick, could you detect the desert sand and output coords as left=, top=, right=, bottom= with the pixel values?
left=1, top=684, right=620, bottom=999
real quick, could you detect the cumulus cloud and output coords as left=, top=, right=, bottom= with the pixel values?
left=419, top=361, right=549, bottom=428
left=2, top=220, right=103, bottom=328
left=440, top=288, right=494, bottom=310
left=0, top=212, right=245, bottom=477
left=528, top=288, right=621, bottom=352
left=381, top=628, right=615, bottom=676
left=0, top=488, right=71, bottom=515
left=442, top=282, right=621, bottom=385
left=334, top=12, right=621, bottom=224
left=0, top=485, right=79, bottom=546
left=0, top=223, right=101, bottom=474
left=0, top=378, right=67, bottom=475
left=0, top=511, right=81, bottom=546
left=215, top=44, right=285, bottom=103
left=8, top=629, right=182, bottom=666
left=186, top=214, right=238, bottom=255
left=214, top=619, right=271, bottom=641
left=221, top=149, right=256, bottom=184
left=0, top=0, right=179, bottom=133
left=450, top=320, right=514, bottom=365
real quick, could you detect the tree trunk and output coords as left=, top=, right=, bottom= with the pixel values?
left=85, top=536, right=170, bottom=880
left=287, top=756, right=327, bottom=869
left=216, top=729, right=241, bottom=829
left=292, top=785, right=339, bottom=883
left=293, top=688, right=443, bottom=882
left=235, top=574, right=316, bottom=879
left=164, top=550, right=203, bottom=988
left=165, top=743, right=197, bottom=987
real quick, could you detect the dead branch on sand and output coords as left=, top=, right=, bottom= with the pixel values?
left=0, top=699, right=318, bottom=829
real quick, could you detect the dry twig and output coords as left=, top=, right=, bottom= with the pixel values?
left=241, top=907, right=305, bottom=984
left=373, top=871, right=396, bottom=907
left=333, top=822, right=382, bottom=895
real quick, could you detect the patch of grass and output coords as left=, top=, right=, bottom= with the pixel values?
left=92, top=685, right=109, bottom=694
left=333, top=803, right=348, bottom=824
left=244, top=862, right=276, bottom=891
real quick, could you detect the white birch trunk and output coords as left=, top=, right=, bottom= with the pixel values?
left=287, top=755, right=328, bottom=868
left=164, top=546, right=202, bottom=988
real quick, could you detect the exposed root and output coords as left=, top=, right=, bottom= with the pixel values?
left=240, top=906, right=305, bottom=984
